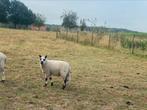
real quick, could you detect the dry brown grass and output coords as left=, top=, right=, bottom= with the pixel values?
left=0, top=28, right=147, bottom=110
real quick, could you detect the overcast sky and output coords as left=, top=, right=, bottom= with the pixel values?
left=19, top=0, right=147, bottom=32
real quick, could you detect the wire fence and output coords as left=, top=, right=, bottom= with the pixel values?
left=56, top=30, right=147, bottom=56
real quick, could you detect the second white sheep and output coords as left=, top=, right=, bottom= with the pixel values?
left=0, top=52, right=7, bottom=83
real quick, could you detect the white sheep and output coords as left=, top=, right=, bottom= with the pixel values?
left=39, top=55, right=71, bottom=89
left=0, top=52, right=7, bottom=83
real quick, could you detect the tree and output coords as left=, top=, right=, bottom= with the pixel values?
left=26, top=9, right=36, bottom=26
left=61, top=10, right=78, bottom=29
left=33, top=13, right=45, bottom=27
left=8, top=0, right=35, bottom=27
left=0, top=0, right=10, bottom=23
left=80, top=19, right=87, bottom=31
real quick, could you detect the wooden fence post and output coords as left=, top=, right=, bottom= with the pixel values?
left=108, top=33, right=111, bottom=48
left=91, top=31, right=94, bottom=45
left=56, top=31, right=58, bottom=39
left=58, top=30, right=60, bottom=38
left=131, top=35, right=135, bottom=54
left=66, top=28, right=68, bottom=39
left=77, top=31, right=79, bottom=43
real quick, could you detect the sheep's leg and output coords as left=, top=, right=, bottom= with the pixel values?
left=1, top=72, right=5, bottom=83
left=43, top=77, right=48, bottom=87
left=0, top=68, right=5, bottom=83
left=62, top=80, right=67, bottom=90
left=49, top=77, right=53, bottom=86
left=43, top=74, right=48, bottom=87
left=62, top=73, right=69, bottom=90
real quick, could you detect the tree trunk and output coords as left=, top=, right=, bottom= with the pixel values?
left=14, top=24, right=17, bottom=28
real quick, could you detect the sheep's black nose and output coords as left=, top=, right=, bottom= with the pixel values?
left=41, top=61, right=43, bottom=65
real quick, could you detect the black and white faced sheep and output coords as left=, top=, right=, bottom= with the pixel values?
left=0, top=52, right=7, bottom=83
left=39, top=55, right=71, bottom=89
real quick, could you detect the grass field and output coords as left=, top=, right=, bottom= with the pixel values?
left=0, top=28, right=147, bottom=110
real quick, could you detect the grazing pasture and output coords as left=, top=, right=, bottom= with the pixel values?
left=0, top=28, right=147, bottom=110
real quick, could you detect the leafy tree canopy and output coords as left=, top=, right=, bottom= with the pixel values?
left=61, top=10, right=78, bottom=29
left=9, top=0, right=35, bottom=26
left=0, top=0, right=10, bottom=23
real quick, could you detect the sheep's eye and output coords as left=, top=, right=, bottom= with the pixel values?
left=43, top=59, right=45, bottom=61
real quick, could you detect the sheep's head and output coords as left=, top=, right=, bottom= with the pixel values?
left=39, top=55, right=47, bottom=65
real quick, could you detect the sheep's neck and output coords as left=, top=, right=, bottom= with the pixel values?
left=41, top=63, right=48, bottom=71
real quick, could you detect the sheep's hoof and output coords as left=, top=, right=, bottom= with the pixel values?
left=43, top=84, right=47, bottom=87
left=1, top=80, right=5, bottom=83
left=51, top=82, right=53, bottom=86
left=62, top=85, right=66, bottom=90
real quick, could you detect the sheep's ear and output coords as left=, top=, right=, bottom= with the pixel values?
left=39, top=55, right=41, bottom=58
left=45, top=55, right=47, bottom=59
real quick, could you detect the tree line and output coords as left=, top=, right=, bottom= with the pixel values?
left=0, top=0, right=87, bottom=30
left=0, top=0, right=45, bottom=28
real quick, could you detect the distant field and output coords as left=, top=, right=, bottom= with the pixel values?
left=0, top=28, right=147, bottom=110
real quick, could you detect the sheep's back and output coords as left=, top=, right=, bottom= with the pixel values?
left=47, top=60, right=70, bottom=76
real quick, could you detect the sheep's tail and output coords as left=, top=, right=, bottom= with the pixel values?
left=67, top=72, right=71, bottom=83
left=4, top=57, right=6, bottom=64
left=65, top=66, right=72, bottom=84
left=0, top=58, right=6, bottom=68
left=68, top=65, right=72, bottom=81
